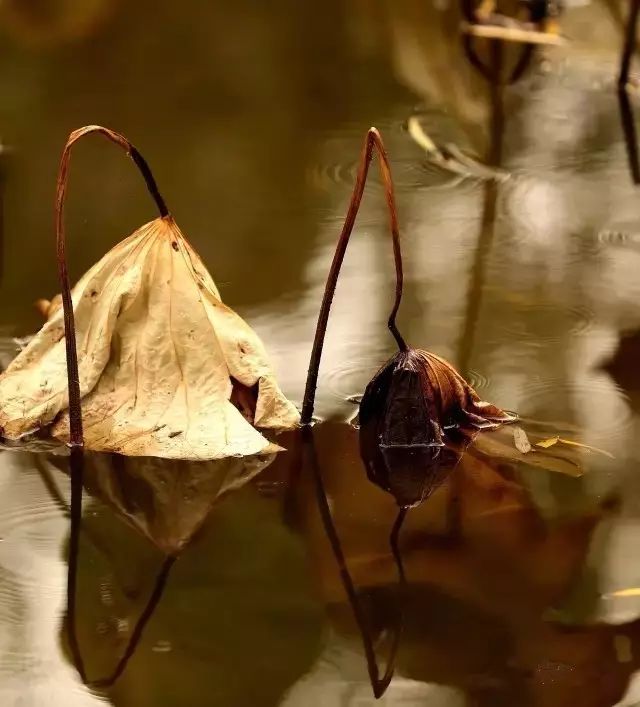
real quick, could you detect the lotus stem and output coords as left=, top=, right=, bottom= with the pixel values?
left=66, top=446, right=87, bottom=682
left=301, top=128, right=406, bottom=425
left=618, top=86, right=640, bottom=184
left=55, top=125, right=169, bottom=452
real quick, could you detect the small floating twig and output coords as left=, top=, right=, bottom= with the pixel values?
left=407, top=116, right=509, bottom=182
left=461, top=20, right=566, bottom=45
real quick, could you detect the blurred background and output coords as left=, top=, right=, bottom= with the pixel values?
left=3, top=1, right=640, bottom=706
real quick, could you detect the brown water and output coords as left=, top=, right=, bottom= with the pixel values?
left=2, top=1, right=640, bottom=705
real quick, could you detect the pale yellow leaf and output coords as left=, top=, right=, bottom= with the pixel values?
left=536, top=436, right=560, bottom=449
left=0, top=217, right=299, bottom=460
left=513, top=426, right=531, bottom=454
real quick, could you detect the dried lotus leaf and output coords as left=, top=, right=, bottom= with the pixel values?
left=0, top=127, right=299, bottom=460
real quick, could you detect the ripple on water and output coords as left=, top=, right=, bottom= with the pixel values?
left=306, top=115, right=473, bottom=195
left=305, top=153, right=453, bottom=194
left=322, top=350, right=390, bottom=404
left=515, top=376, right=632, bottom=445
left=0, top=497, right=64, bottom=537
left=597, top=227, right=640, bottom=250
left=0, top=463, right=68, bottom=590
left=465, top=369, right=490, bottom=391
left=305, top=159, right=359, bottom=192
left=492, top=301, right=595, bottom=345
left=0, top=568, right=25, bottom=627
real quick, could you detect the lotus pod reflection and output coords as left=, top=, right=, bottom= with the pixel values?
left=359, top=348, right=516, bottom=507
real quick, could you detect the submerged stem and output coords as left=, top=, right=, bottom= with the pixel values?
left=300, top=128, right=406, bottom=425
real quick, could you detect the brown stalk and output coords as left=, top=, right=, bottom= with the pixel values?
left=619, top=85, right=640, bottom=185
left=56, top=125, right=169, bottom=452
left=55, top=125, right=169, bottom=683
left=300, top=127, right=407, bottom=426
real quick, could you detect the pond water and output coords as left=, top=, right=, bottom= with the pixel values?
left=2, top=1, right=640, bottom=706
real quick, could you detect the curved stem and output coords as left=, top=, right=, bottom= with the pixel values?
left=302, top=426, right=407, bottom=698
left=56, top=125, right=169, bottom=453
left=300, top=128, right=406, bottom=425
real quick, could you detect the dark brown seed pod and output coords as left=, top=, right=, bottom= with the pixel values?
left=359, top=348, right=516, bottom=507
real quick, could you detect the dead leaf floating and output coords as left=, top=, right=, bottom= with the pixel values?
left=300, top=128, right=516, bottom=508
left=513, top=426, right=532, bottom=454
left=532, top=436, right=614, bottom=459
left=536, top=436, right=560, bottom=449
left=0, top=126, right=299, bottom=460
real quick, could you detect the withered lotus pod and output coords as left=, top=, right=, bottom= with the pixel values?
left=359, top=349, right=516, bottom=507
left=301, top=128, right=516, bottom=507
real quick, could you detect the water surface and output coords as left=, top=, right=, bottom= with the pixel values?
left=1, top=1, right=640, bottom=705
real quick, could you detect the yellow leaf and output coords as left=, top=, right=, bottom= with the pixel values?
left=0, top=217, right=299, bottom=460
left=513, top=426, right=531, bottom=454
left=536, top=436, right=559, bottom=449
